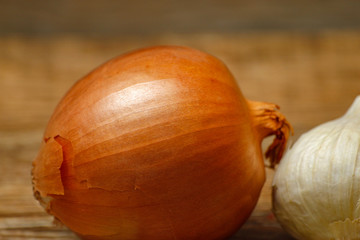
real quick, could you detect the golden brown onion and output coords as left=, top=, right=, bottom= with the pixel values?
left=32, top=46, right=291, bottom=240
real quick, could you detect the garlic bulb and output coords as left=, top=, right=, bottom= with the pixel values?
left=272, top=96, right=360, bottom=240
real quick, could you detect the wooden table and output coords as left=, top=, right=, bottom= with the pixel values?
left=1, top=31, right=359, bottom=239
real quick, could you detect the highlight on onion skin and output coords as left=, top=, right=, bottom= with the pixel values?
left=32, top=45, right=292, bottom=240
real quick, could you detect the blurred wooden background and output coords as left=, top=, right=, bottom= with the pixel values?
left=1, top=1, right=360, bottom=239
left=1, top=0, right=360, bottom=35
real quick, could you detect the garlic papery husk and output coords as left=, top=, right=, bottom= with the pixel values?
left=272, top=96, right=360, bottom=240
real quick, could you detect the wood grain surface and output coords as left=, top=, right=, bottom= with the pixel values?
left=2, top=0, right=360, bottom=35
left=1, top=31, right=360, bottom=239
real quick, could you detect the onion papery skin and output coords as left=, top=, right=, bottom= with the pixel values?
left=32, top=46, right=290, bottom=240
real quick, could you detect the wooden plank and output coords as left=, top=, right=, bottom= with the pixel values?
left=1, top=32, right=360, bottom=239
left=1, top=0, right=360, bottom=35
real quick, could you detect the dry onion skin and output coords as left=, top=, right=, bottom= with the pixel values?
left=32, top=46, right=292, bottom=240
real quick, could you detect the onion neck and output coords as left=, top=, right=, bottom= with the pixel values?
left=247, top=100, right=293, bottom=168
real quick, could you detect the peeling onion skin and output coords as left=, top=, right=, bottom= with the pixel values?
left=32, top=46, right=292, bottom=240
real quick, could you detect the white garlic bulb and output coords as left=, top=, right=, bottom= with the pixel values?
left=272, top=96, right=360, bottom=240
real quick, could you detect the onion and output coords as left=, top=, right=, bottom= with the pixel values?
left=32, top=46, right=292, bottom=240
